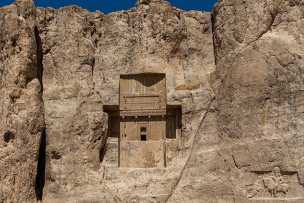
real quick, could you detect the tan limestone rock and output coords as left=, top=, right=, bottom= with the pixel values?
left=2, top=0, right=304, bottom=202
left=135, top=0, right=161, bottom=6
left=0, top=0, right=44, bottom=202
left=166, top=0, right=304, bottom=202
left=34, top=1, right=215, bottom=202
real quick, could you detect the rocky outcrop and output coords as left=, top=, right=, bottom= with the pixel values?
left=135, top=0, right=161, bottom=6
left=0, top=0, right=44, bottom=202
left=36, top=6, right=109, bottom=202
left=35, top=1, right=215, bottom=202
left=167, top=0, right=304, bottom=202
left=1, top=0, right=304, bottom=202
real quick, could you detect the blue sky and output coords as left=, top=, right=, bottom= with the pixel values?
left=0, top=0, right=218, bottom=14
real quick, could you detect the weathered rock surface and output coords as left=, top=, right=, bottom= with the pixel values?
left=0, top=0, right=44, bottom=202
left=167, top=0, right=304, bottom=202
left=35, top=1, right=215, bottom=202
left=1, top=0, right=304, bottom=202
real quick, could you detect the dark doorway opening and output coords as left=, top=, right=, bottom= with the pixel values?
left=166, top=106, right=182, bottom=139
left=35, top=129, right=46, bottom=201
left=141, top=135, right=147, bottom=141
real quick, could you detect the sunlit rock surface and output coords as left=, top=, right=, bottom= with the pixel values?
left=1, top=0, right=304, bottom=202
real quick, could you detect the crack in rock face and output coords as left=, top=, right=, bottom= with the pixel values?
left=1, top=0, right=304, bottom=202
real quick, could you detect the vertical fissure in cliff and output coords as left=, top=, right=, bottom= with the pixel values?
left=35, top=26, right=45, bottom=201
left=35, top=128, right=46, bottom=201
left=35, top=27, right=43, bottom=89
left=210, top=13, right=217, bottom=66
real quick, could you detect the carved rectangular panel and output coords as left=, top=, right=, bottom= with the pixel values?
left=120, top=117, right=165, bottom=142
left=246, top=168, right=304, bottom=200
left=124, top=94, right=161, bottom=110
left=120, top=74, right=166, bottom=116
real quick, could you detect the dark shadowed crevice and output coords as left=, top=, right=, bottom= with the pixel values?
left=12, top=40, right=17, bottom=48
left=34, top=25, right=46, bottom=201
left=100, top=141, right=107, bottom=163
left=4, top=131, right=15, bottom=143
left=35, top=129, right=46, bottom=201
left=232, top=155, right=238, bottom=168
left=211, top=13, right=217, bottom=66
left=35, top=26, right=43, bottom=89
left=92, top=59, right=95, bottom=78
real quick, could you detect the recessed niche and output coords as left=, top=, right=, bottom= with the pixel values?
left=4, top=132, right=14, bottom=143
left=51, top=151, right=61, bottom=160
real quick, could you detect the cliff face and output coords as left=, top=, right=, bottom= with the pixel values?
left=0, top=0, right=44, bottom=202
left=35, top=2, right=215, bottom=202
left=1, top=0, right=304, bottom=202
left=169, top=0, right=304, bottom=202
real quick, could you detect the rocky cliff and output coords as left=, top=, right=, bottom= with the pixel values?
left=1, top=0, right=304, bottom=202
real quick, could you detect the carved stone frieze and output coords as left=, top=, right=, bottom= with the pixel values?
left=246, top=167, right=304, bottom=200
